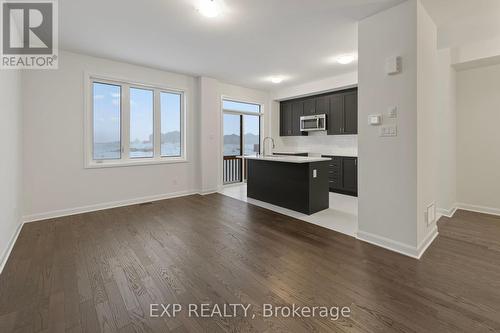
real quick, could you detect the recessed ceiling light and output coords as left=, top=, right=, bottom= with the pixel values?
left=336, top=54, right=357, bottom=65
left=270, top=76, right=284, bottom=84
left=198, top=0, right=220, bottom=18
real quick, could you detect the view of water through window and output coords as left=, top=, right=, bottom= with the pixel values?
left=130, top=88, right=154, bottom=158
left=92, top=81, right=183, bottom=160
left=93, top=83, right=121, bottom=160
left=223, top=101, right=261, bottom=156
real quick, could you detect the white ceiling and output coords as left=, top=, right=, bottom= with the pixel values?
left=421, top=0, right=500, bottom=49
left=59, top=0, right=404, bottom=90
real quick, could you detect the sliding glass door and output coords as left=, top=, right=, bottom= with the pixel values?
left=223, top=100, right=262, bottom=184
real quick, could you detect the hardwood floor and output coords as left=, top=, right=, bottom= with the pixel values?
left=1, top=194, right=500, bottom=332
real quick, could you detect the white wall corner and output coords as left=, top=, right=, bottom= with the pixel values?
left=416, top=226, right=438, bottom=259
left=358, top=0, right=419, bottom=256
left=437, top=204, right=458, bottom=218
left=0, top=221, right=24, bottom=275
left=357, top=224, right=438, bottom=260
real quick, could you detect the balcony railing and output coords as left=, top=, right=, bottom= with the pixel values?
left=223, top=156, right=243, bottom=184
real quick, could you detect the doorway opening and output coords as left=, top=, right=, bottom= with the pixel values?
left=222, top=99, right=262, bottom=184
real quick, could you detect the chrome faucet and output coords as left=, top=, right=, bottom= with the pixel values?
left=263, top=137, right=275, bottom=156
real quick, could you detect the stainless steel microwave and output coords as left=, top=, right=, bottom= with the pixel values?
left=300, top=114, right=326, bottom=132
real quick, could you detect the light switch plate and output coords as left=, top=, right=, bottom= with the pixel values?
left=388, top=106, right=398, bottom=118
left=380, top=125, right=397, bottom=137
left=386, top=56, right=402, bottom=75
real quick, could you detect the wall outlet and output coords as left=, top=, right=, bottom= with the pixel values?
left=426, top=203, right=436, bottom=226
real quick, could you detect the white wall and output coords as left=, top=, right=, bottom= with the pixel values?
left=198, top=77, right=219, bottom=193
left=0, top=70, right=23, bottom=270
left=416, top=0, right=439, bottom=246
left=23, top=51, right=200, bottom=220
left=358, top=0, right=442, bottom=257
left=271, top=72, right=357, bottom=101
left=358, top=0, right=419, bottom=254
left=22, top=51, right=271, bottom=219
left=451, top=37, right=500, bottom=71
left=457, top=63, right=500, bottom=214
left=436, top=48, right=457, bottom=215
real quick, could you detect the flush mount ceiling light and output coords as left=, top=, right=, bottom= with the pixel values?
left=198, top=0, right=220, bottom=18
left=336, top=54, right=357, bottom=65
left=269, top=76, right=284, bottom=84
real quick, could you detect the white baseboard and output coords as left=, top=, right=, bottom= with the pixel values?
left=357, top=226, right=439, bottom=260
left=199, top=188, right=219, bottom=195
left=5, top=189, right=210, bottom=275
left=437, top=204, right=458, bottom=218
left=0, top=221, right=24, bottom=275
left=456, top=203, right=500, bottom=217
left=23, top=189, right=200, bottom=223
left=356, top=231, right=420, bottom=259
left=416, top=226, right=439, bottom=259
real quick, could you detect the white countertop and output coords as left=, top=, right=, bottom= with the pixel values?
left=272, top=150, right=310, bottom=155
left=245, top=155, right=331, bottom=164
left=321, top=152, right=358, bottom=158
left=272, top=150, right=357, bottom=158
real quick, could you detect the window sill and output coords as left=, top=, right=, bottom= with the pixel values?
left=84, top=157, right=188, bottom=169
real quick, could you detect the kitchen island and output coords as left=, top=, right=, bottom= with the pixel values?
left=246, top=155, right=331, bottom=215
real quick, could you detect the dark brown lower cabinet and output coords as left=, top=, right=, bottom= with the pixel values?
left=323, top=155, right=358, bottom=197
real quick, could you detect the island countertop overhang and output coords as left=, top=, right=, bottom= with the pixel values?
left=244, top=155, right=331, bottom=164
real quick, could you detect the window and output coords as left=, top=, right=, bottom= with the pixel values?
left=243, top=115, right=260, bottom=156
left=223, top=114, right=241, bottom=156
left=222, top=100, right=261, bottom=113
left=222, top=99, right=263, bottom=184
left=161, top=92, right=182, bottom=157
left=130, top=88, right=154, bottom=158
left=93, top=83, right=121, bottom=160
left=86, top=76, right=186, bottom=167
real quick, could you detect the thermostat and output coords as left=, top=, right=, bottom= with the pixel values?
left=368, top=114, right=382, bottom=125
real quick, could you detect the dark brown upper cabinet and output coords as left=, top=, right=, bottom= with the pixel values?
left=280, top=102, right=293, bottom=136
left=343, top=90, right=358, bottom=135
left=328, top=89, right=358, bottom=135
left=279, top=87, right=357, bottom=137
left=291, top=100, right=306, bottom=136
left=315, top=95, right=329, bottom=115
left=303, top=99, right=316, bottom=116
left=328, top=93, right=344, bottom=135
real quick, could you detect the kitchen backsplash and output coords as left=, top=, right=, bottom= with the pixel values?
left=274, top=131, right=358, bottom=157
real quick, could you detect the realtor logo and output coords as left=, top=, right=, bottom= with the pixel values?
left=1, top=0, right=58, bottom=69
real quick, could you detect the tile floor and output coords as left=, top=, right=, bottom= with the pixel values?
left=219, top=183, right=358, bottom=237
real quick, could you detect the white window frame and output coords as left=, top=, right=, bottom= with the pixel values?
left=84, top=72, right=187, bottom=168
left=220, top=96, right=265, bottom=185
